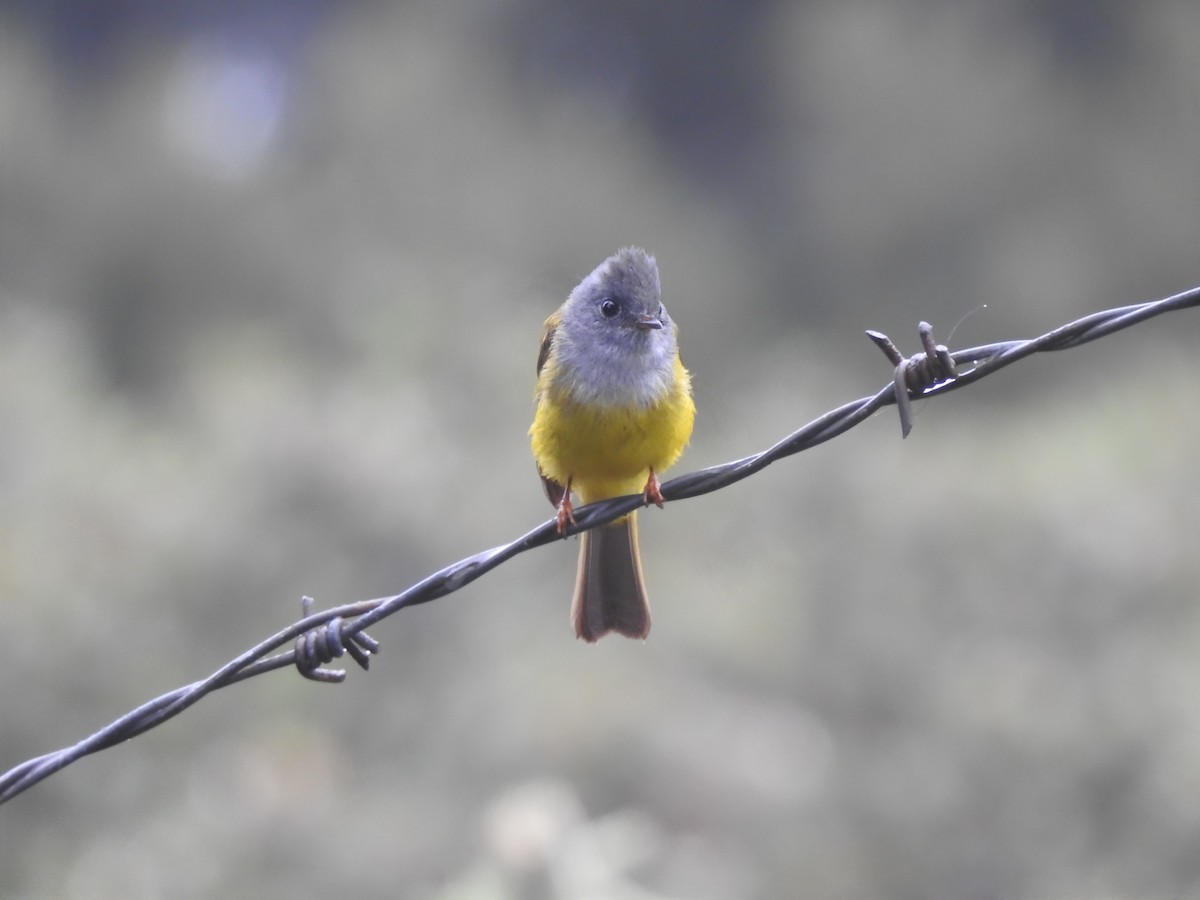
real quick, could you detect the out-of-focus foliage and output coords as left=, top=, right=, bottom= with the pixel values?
left=1, top=2, right=1198, bottom=898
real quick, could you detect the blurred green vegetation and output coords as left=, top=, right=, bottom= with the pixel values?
left=2, top=3, right=1198, bottom=899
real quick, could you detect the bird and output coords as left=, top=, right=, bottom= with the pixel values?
left=530, top=247, right=694, bottom=641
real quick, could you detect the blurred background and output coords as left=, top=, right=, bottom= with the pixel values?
left=2, top=1, right=1198, bottom=898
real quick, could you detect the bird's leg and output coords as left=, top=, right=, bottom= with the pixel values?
left=555, top=477, right=576, bottom=534
left=642, top=468, right=665, bottom=508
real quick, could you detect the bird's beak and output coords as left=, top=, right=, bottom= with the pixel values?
left=635, top=314, right=663, bottom=330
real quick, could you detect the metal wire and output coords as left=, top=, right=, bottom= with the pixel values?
left=2, top=283, right=1196, bottom=806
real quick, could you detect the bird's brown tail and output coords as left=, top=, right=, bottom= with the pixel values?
left=571, top=513, right=651, bottom=642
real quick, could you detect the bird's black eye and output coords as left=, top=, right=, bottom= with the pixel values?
left=599, top=298, right=620, bottom=318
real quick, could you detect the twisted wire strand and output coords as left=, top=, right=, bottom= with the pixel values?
left=2, top=283, right=1196, bottom=806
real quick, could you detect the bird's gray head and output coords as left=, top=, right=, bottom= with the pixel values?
left=555, top=247, right=679, bottom=408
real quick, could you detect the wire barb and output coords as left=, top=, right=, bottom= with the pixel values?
left=294, top=596, right=380, bottom=683
left=866, top=322, right=959, bottom=438
left=2, top=282, right=1197, bottom=806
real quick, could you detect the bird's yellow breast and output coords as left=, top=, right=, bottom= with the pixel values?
left=531, top=355, right=694, bottom=505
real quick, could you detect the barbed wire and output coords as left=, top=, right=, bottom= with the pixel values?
left=2, top=283, right=1197, bottom=806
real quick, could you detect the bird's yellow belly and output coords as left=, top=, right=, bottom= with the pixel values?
left=531, top=369, right=694, bottom=505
